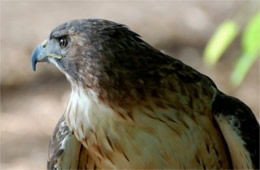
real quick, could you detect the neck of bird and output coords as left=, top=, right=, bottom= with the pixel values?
left=64, top=84, right=115, bottom=141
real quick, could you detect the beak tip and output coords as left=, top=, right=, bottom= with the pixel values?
left=31, top=44, right=41, bottom=71
left=32, top=62, right=36, bottom=71
left=31, top=55, right=37, bottom=71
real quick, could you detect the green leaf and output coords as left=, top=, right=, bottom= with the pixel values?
left=231, top=54, right=254, bottom=86
left=203, top=21, right=239, bottom=67
left=241, top=12, right=260, bottom=59
left=231, top=13, right=260, bottom=86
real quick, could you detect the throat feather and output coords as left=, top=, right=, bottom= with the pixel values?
left=65, top=86, right=115, bottom=140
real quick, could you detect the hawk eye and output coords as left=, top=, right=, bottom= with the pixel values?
left=59, top=37, right=68, bottom=48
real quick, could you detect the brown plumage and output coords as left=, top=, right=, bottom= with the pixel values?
left=31, top=19, right=259, bottom=169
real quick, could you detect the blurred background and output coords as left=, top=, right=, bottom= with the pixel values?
left=1, top=0, right=259, bottom=169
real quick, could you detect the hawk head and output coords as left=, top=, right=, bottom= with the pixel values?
left=32, top=19, right=160, bottom=87
left=31, top=19, right=173, bottom=108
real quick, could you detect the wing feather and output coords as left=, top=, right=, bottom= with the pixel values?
left=213, top=93, right=259, bottom=169
left=47, top=114, right=94, bottom=169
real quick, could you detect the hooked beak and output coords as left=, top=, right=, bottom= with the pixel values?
left=31, top=39, right=62, bottom=71
left=31, top=40, right=48, bottom=71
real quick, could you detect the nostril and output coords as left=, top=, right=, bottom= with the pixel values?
left=41, top=40, right=48, bottom=48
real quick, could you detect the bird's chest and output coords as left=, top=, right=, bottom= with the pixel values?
left=65, top=88, right=230, bottom=169
left=78, top=113, right=230, bottom=169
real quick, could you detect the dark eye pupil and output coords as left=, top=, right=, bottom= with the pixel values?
left=59, top=38, right=68, bottom=48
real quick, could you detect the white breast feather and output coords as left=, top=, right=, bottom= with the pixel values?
left=65, top=86, right=115, bottom=140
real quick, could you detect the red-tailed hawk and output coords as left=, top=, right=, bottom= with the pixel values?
left=31, top=19, right=259, bottom=169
